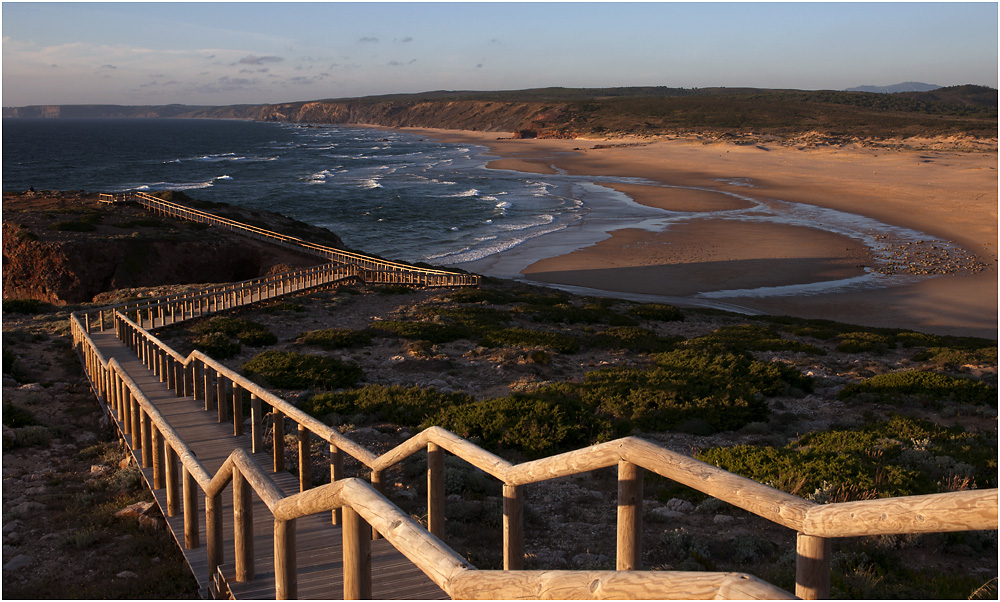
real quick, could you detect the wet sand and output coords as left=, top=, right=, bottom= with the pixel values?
left=405, top=128, right=998, bottom=339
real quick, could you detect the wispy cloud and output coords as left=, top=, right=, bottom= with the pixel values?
left=237, top=54, right=284, bottom=66
left=395, top=37, right=414, bottom=43
left=358, top=37, right=379, bottom=44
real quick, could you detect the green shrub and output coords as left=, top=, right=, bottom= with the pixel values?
left=242, top=350, right=362, bottom=389
left=586, top=326, right=681, bottom=353
left=261, top=302, right=305, bottom=314
left=479, top=327, right=581, bottom=354
left=49, top=219, right=96, bottom=232
left=3, top=401, right=40, bottom=428
left=3, top=299, right=47, bottom=314
left=836, top=331, right=893, bottom=353
left=839, top=370, right=997, bottom=407
left=522, top=302, right=636, bottom=326
left=699, top=416, right=997, bottom=498
left=419, top=306, right=511, bottom=330
left=628, top=303, right=685, bottom=322
left=299, top=328, right=373, bottom=350
left=192, top=332, right=241, bottom=359
left=912, top=346, right=998, bottom=369
left=685, top=324, right=823, bottom=355
left=429, top=393, right=612, bottom=457
left=447, top=289, right=517, bottom=304
left=372, top=320, right=475, bottom=344
left=303, top=384, right=473, bottom=425
left=193, top=316, right=276, bottom=348
left=377, top=285, right=416, bottom=295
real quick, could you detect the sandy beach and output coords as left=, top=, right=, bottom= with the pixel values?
left=407, top=128, right=998, bottom=339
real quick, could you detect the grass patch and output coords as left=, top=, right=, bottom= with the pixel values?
left=586, top=326, right=681, bottom=354
left=371, top=320, right=475, bottom=344
left=685, top=324, right=824, bottom=355
left=193, top=315, right=277, bottom=348
left=3, top=298, right=50, bottom=314
left=242, top=350, right=362, bottom=389
left=479, top=327, right=581, bottom=354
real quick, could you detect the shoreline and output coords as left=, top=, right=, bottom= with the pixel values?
left=405, top=128, right=998, bottom=339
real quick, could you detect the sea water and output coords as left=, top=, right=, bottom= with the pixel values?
left=2, top=118, right=587, bottom=265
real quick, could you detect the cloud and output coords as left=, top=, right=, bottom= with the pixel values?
left=476, top=63, right=484, bottom=69
left=237, top=54, right=284, bottom=66
left=395, top=37, right=414, bottom=43
left=192, top=75, right=263, bottom=94
left=358, top=37, right=379, bottom=43
left=99, top=64, right=117, bottom=70
left=388, top=59, right=417, bottom=67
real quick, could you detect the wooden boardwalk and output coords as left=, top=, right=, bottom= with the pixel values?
left=90, top=329, right=448, bottom=600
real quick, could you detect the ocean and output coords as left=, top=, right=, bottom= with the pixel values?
left=2, top=118, right=598, bottom=266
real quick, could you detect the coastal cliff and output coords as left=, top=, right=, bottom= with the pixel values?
left=1, top=191, right=338, bottom=304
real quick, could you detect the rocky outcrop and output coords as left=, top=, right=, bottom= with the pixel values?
left=2, top=191, right=331, bottom=304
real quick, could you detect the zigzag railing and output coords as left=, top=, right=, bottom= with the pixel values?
left=69, top=273, right=999, bottom=599
left=98, top=191, right=480, bottom=288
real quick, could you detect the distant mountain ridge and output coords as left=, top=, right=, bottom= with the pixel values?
left=845, top=82, right=941, bottom=93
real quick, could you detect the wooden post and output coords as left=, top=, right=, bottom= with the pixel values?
left=141, top=411, right=152, bottom=469
left=503, top=483, right=524, bottom=570
left=207, top=491, right=223, bottom=577
left=192, top=361, right=202, bottom=402
left=330, top=444, right=343, bottom=525
left=796, top=533, right=832, bottom=600
left=216, top=372, right=227, bottom=423
left=298, top=425, right=311, bottom=492
left=251, top=395, right=263, bottom=453
left=273, top=410, right=285, bottom=472
left=130, top=397, right=142, bottom=452
left=427, top=442, right=445, bottom=538
left=232, top=382, right=244, bottom=436
left=203, top=364, right=214, bottom=412
left=183, top=467, right=199, bottom=549
left=371, top=470, right=384, bottom=540
left=151, top=427, right=164, bottom=489
left=342, top=506, right=372, bottom=599
left=121, top=388, right=132, bottom=437
left=234, top=467, right=255, bottom=582
left=274, top=518, right=297, bottom=600
left=165, top=445, right=179, bottom=516
left=617, top=460, right=644, bottom=570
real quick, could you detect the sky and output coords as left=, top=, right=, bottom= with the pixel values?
left=2, top=2, right=997, bottom=107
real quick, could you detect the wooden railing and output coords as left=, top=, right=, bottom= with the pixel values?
left=98, top=191, right=480, bottom=288
left=68, top=289, right=999, bottom=600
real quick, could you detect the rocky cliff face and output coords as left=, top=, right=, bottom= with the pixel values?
left=2, top=191, right=330, bottom=304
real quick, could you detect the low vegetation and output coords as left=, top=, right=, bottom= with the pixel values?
left=242, top=350, right=362, bottom=389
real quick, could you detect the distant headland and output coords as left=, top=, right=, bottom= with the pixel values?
left=4, top=84, right=997, bottom=143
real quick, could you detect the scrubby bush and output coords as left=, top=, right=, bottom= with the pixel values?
left=242, top=351, right=362, bottom=389
left=836, top=331, right=893, bottom=353
left=193, top=316, right=276, bottom=348
left=447, top=289, right=517, bottom=304
left=839, top=370, right=997, bottom=407
left=522, top=302, right=636, bottom=326
left=303, top=384, right=472, bottom=425
left=299, top=328, right=373, bottom=350
left=628, top=303, right=685, bottom=322
left=3, top=299, right=47, bottom=314
left=371, top=320, right=474, bottom=344
left=479, top=327, right=581, bottom=354
left=699, top=416, right=997, bottom=499
left=686, top=324, right=823, bottom=355
left=192, top=332, right=241, bottom=359
left=430, top=393, right=614, bottom=457
left=586, top=326, right=681, bottom=354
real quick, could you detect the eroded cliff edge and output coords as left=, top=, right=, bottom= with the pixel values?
left=2, top=191, right=342, bottom=304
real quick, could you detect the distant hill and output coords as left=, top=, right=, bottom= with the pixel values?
left=4, top=85, right=996, bottom=142
left=845, top=82, right=941, bottom=93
